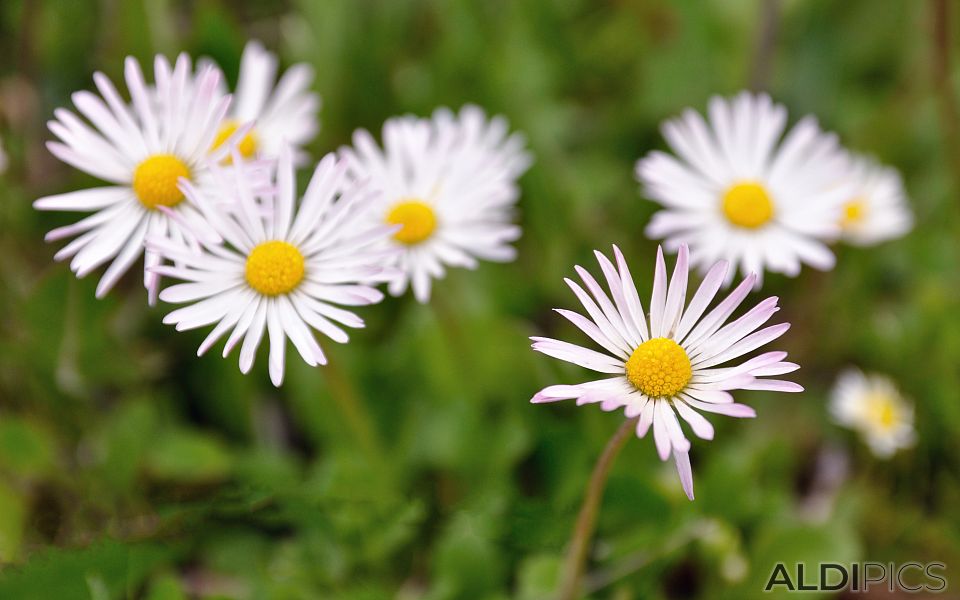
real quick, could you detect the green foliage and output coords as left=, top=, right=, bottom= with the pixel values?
left=1, top=0, right=959, bottom=597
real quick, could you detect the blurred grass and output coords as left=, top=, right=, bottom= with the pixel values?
left=1, top=0, right=959, bottom=598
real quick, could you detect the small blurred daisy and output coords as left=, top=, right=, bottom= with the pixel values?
left=637, top=92, right=852, bottom=286
left=35, top=54, right=238, bottom=303
left=340, top=105, right=532, bottom=302
left=837, top=155, right=913, bottom=246
left=149, top=147, right=396, bottom=387
left=830, top=368, right=914, bottom=458
left=530, top=244, right=802, bottom=499
left=207, top=40, right=320, bottom=163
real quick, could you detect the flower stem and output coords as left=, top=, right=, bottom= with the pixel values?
left=749, top=0, right=781, bottom=92
left=557, top=417, right=639, bottom=600
left=932, top=0, right=960, bottom=180
left=323, top=354, right=386, bottom=467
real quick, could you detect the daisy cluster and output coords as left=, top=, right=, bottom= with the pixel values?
left=34, top=43, right=531, bottom=386
left=531, top=92, right=916, bottom=499
left=33, top=45, right=915, bottom=500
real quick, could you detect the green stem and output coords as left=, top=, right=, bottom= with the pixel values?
left=932, top=0, right=960, bottom=192
left=323, top=354, right=386, bottom=467
left=557, top=417, right=638, bottom=600
left=749, top=0, right=781, bottom=92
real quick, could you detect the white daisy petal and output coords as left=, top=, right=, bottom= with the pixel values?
left=673, top=450, right=695, bottom=501
left=574, top=265, right=636, bottom=348
left=743, top=379, right=803, bottom=392
left=649, top=246, right=668, bottom=337
left=681, top=273, right=757, bottom=348
left=682, top=397, right=757, bottom=418
left=660, top=401, right=691, bottom=453
left=197, top=290, right=257, bottom=356
left=35, top=187, right=132, bottom=211
left=674, top=259, right=728, bottom=341
left=239, top=302, right=269, bottom=374
left=554, top=309, right=630, bottom=360
left=265, top=301, right=287, bottom=387
left=661, top=243, right=689, bottom=338
left=564, top=278, right=632, bottom=354
left=530, top=337, right=624, bottom=374
left=612, top=245, right=649, bottom=341
left=652, top=400, right=673, bottom=460
left=594, top=249, right=643, bottom=345
left=674, top=400, right=715, bottom=440
left=222, top=296, right=263, bottom=358
left=636, top=399, right=655, bottom=438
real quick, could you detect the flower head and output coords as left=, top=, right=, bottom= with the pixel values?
left=530, top=244, right=803, bottom=499
left=837, top=154, right=913, bottom=246
left=34, top=54, right=236, bottom=303
left=637, top=92, right=852, bottom=286
left=830, top=368, right=914, bottom=458
left=149, top=147, right=396, bottom=386
left=206, top=41, right=320, bottom=164
left=340, top=105, right=532, bottom=302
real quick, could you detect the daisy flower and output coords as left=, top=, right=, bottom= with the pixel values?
left=530, top=244, right=802, bottom=499
left=340, top=105, right=532, bottom=302
left=207, top=40, right=320, bottom=163
left=637, top=91, right=853, bottom=286
left=34, top=54, right=238, bottom=303
left=836, top=154, right=913, bottom=246
left=830, top=368, right=915, bottom=458
left=149, top=147, right=396, bottom=387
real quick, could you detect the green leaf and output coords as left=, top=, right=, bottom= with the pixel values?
left=0, top=417, right=58, bottom=479
left=145, top=429, right=233, bottom=483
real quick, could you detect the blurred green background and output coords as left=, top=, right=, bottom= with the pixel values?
left=1, top=0, right=958, bottom=598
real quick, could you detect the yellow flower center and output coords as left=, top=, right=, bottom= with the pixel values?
left=841, top=199, right=866, bottom=228
left=133, top=154, right=191, bottom=209
left=625, top=337, right=693, bottom=398
left=211, top=120, right=258, bottom=161
left=722, top=181, right=774, bottom=229
left=866, top=394, right=898, bottom=430
left=244, top=241, right=305, bottom=296
left=386, top=200, right=437, bottom=245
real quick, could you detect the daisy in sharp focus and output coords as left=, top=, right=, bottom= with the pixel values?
left=637, top=91, right=853, bottom=286
left=149, top=147, right=397, bottom=387
left=530, top=244, right=802, bottom=499
left=340, top=105, right=532, bottom=302
left=34, top=54, right=240, bottom=304
left=830, top=368, right=915, bottom=458
left=206, top=40, right=320, bottom=164
left=836, top=154, right=913, bottom=246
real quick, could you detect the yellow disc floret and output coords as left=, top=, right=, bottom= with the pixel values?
left=386, top=200, right=437, bottom=245
left=722, top=181, right=774, bottom=229
left=133, top=155, right=191, bottom=209
left=211, top=120, right=258, bottom=160
left=841, top=198, right=866, bottom=228
left=866, top=394, right=898, bottom=430
left=245, top=241, right=305, bottom=296
left=625, top=337, right=693, bottom=398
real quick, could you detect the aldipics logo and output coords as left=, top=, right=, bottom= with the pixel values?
left=764, top=562, right=948, bottom=593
